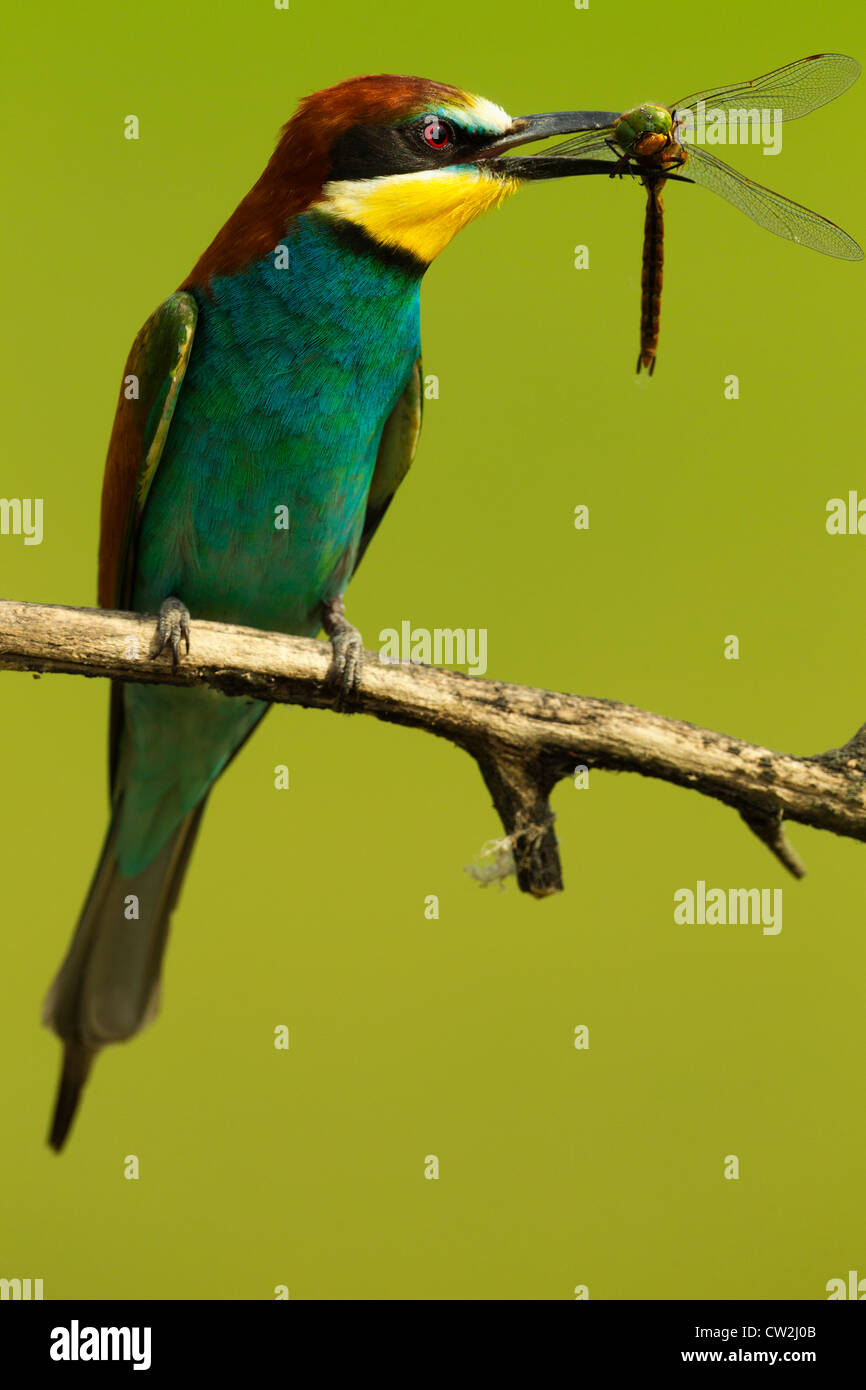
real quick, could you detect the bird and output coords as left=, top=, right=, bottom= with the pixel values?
left=43, top=73, right=624, bottom=1149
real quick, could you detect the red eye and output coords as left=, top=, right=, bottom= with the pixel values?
left=423, top=118, right=454, bottom=149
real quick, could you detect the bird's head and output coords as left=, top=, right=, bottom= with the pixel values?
left=184, top=74, right=618, bottom=286
left=303, top=75, right=619, bottom=266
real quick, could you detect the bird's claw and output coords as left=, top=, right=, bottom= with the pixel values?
left=153, top=597, right=191, bottom=669
left=321, top=597, right=364, bottom=712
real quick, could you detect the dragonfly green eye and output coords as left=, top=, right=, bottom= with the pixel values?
left=615, top=103, right=673, bottom=154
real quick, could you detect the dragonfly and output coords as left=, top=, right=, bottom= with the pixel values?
left=541, top=54, right=863, bottom=374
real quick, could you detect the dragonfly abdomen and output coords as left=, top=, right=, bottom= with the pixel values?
left=638, top=179, right=665, bottom=375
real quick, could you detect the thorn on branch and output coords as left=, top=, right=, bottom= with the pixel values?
left=814, top=722, right=866, bottom=777
left=738, top=805, right=807, bottom=880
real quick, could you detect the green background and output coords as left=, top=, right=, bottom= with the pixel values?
left=2, top=0, right=864, bottom=1300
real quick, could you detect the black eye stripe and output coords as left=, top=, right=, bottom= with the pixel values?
left=328, top=120, right=491, bottom=182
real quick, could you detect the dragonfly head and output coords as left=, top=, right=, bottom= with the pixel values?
left=614, top=103, right=674, bottom=158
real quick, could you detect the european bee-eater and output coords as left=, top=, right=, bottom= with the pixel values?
left=44, top=73, right=624, bottom=1148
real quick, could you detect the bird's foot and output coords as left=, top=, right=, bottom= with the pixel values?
left=320, top=596, right=364, bottom=711
left=152, top=597, right=191, bottom=668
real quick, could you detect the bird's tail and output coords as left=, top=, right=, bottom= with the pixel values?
left=42, top=796, right=208, bottom=1150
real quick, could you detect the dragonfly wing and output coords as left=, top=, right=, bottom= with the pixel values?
left=684, top=146, right=863, bottom=259
left=533, top=130, right=619, bottom=160
left=674, top=52, right=860, bottom=123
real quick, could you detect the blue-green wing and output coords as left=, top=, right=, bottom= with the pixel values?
left=99, top=291, right=198, bottom=610
left=354, top=356, right=423, bottom=572
left=98, top=291, right=198, bottom=789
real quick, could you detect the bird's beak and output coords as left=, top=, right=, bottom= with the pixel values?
left=477, top=110, right=619, bottom=180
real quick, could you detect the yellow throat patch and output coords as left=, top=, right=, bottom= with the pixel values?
left=314, top=167, right=520, bottom=264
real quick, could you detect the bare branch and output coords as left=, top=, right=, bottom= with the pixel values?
left=1, top=598, right=864, bottom=896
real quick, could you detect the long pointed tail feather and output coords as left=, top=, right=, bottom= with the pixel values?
left=48, top=1043, right=96, bottom=1152
left=43, top=797, right=208, bottom=1150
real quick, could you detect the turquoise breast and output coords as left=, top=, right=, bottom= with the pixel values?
left=133, top=212, right=422, bottom=637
